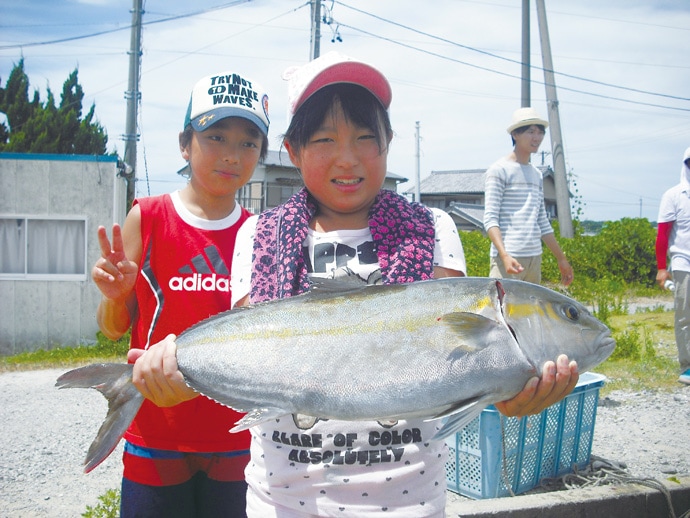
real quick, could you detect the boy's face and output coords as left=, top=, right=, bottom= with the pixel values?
left=513, top=125, right=545, bottom=154
left=180, top=117, right=262, bottom=198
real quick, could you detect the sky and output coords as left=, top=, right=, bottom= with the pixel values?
left=1, top=0, right=689, bottom=222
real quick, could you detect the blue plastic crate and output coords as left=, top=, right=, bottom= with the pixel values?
left=444, top=371, right=605, bottom=499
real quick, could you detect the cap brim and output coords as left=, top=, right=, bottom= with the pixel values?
left=294, top=61, right=392, bottom=114
left=190, top=107, right=268, bottom=136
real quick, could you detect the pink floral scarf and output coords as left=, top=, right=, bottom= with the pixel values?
left=249, top=188, right=435, bottom=303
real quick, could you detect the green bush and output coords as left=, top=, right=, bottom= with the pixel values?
left=83, top=488, right=120, bottom=518
left=460, top=217, right=658, bottom=296
left=460, top=230, right=491, bottom=277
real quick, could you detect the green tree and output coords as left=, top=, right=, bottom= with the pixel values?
left=0, top=59, right=108, bottom=154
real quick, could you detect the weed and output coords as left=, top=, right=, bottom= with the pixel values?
left=82, top=488, right=120, bottom=518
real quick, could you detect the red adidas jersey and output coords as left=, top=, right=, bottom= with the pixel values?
left=124, top=192, right=252, bottom=452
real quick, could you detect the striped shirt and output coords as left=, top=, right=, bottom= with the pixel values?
left=483, top=157, right=553, bottom=257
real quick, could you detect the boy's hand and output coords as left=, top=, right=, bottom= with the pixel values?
left=92, top=225, right=138, bottom=302
left=495, top=355, right=578, bottom=417
left=130, top=335, right=198, bottom=407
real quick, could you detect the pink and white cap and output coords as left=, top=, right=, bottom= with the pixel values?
left=283, top=51, right=392, bottom=116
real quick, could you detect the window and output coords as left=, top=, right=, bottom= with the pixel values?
left=0, top=217, right=87, bottom=280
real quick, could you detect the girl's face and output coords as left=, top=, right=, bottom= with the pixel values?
left=286, top=101, right=390, bottom=229
left=180, top=117, right=263, bottom=198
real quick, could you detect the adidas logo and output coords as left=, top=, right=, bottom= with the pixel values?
left=169, top=273, right=229, bottom=292
left=168, top=245, right=230, bottom=292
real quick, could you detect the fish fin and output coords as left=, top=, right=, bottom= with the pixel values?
left=56, top=363, right=143, bottom=473
left=229, top=407, right=289, bottom=433
left=306, top=278, right=405, bottom=299
left=441, top=312, right=509, bottom=354
left=429, top=400, right=488, bottom=440
left=292, top=413, right=321, bottom=429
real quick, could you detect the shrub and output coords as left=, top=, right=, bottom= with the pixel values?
left=82, top=488, right=120, bottom=518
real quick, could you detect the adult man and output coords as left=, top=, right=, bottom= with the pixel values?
left=483, top=107, right=573, bottom=286
left=655, top=146, right=690, bottom=385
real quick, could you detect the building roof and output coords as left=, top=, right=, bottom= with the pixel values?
left=446, top=202, right=485, bottom=228
left=263, top=149, right=408, bottom=183
left=406, top=166, right=553, bottom=195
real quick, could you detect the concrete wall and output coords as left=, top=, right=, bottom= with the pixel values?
left=0, top=154, right=126, bottom=355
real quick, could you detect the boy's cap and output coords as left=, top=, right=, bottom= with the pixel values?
left=507, top=107, right=549, bottom=134
left=283, top=51, right=392, bottom=116
left=184, top=71, right=269, bottom=135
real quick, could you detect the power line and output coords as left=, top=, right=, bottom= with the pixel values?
left=0, top=1, right=251, bottom=50
left=333, top=1, right=690, bottom=106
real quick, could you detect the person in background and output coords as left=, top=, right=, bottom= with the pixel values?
left=483, top=107, right=573, bottom=287
left=91, top=70, right=270, bottom=517
left=655, top=146, right=690, bottom=385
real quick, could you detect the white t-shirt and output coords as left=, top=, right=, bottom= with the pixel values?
left=230, top=207, right=465, bottom=517
left=658, top=183, right=690, bottom=273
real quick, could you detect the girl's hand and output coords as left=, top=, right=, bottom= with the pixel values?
left=130, top=335, right=198, bottom=407
left=92, top=225, right=138, bottom=302
left=495, top=355, right=578, bottom=417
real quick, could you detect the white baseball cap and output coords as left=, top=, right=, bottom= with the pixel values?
left=183, top=71, right=269, bottom=135
left=282, top=51, right=392, bottom=116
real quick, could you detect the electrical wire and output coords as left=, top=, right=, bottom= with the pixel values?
left=0, top=1, right=251, bottom=50
left=332, top=1, right=690, bottom=110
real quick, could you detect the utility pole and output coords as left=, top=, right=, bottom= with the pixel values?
left=123, top=0, right=143, bottom=210
left=415, top=121, right=421, bottom=203
left=535, top=0, right=573, bottom=238
left=521, top=0, right=530, bottom=107
left=310, top=0, right=322, bottom=60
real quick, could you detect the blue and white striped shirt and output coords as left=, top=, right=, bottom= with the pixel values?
left=483, top=158, right=553, bottom=257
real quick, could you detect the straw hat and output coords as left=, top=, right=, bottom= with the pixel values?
left=506, top=107, right=549, bottom=134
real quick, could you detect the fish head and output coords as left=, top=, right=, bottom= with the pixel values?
left=496, top=279, right=616, bottom=373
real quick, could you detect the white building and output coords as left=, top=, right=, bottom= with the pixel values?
left=0, top=153, right=127, bottom=354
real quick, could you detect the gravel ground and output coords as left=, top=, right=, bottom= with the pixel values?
left=0, top=368, right=688, bottom=517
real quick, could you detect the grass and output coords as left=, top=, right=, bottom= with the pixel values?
left=0, top=331, right=129, bottom=373
left=595, top=305, right=681, bottom=395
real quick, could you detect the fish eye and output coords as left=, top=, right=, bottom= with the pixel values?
left=563, top=304, right=580, bottom=321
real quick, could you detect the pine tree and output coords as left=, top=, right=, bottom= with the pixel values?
left=0, top=59, right=108, bottom=154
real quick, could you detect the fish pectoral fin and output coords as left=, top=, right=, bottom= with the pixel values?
left=292, top=414, right=321, bottom=429
left=229, top=407, right=289, bottom=433
left=442, top=312, right=509, bottom=354
left=429, top=399, right=488, bottom=440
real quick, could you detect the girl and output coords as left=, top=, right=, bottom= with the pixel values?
left=228, top=52, right=579, bottom=517
left=138, top=53, right=578, bottom=517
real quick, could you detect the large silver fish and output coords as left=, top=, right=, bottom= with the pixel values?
left=57, top=277, right=615, bottom=472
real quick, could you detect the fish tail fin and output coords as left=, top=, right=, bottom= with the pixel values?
left=56, top=363, right=143, bottom=473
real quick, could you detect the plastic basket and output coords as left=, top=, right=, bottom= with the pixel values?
left=444, top=371, right=605, bottom=499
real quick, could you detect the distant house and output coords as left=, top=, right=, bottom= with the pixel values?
left=179, top=150, right=409, bottom=214
left=406, top=167, right=560, bottom=233
left=0, top=153, right=127, bottom=354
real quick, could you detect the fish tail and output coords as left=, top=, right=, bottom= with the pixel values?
left=56, top=363, right=143, bottom=473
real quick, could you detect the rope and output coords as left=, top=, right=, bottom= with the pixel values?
left=540, top=455, right=689, bottom=518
